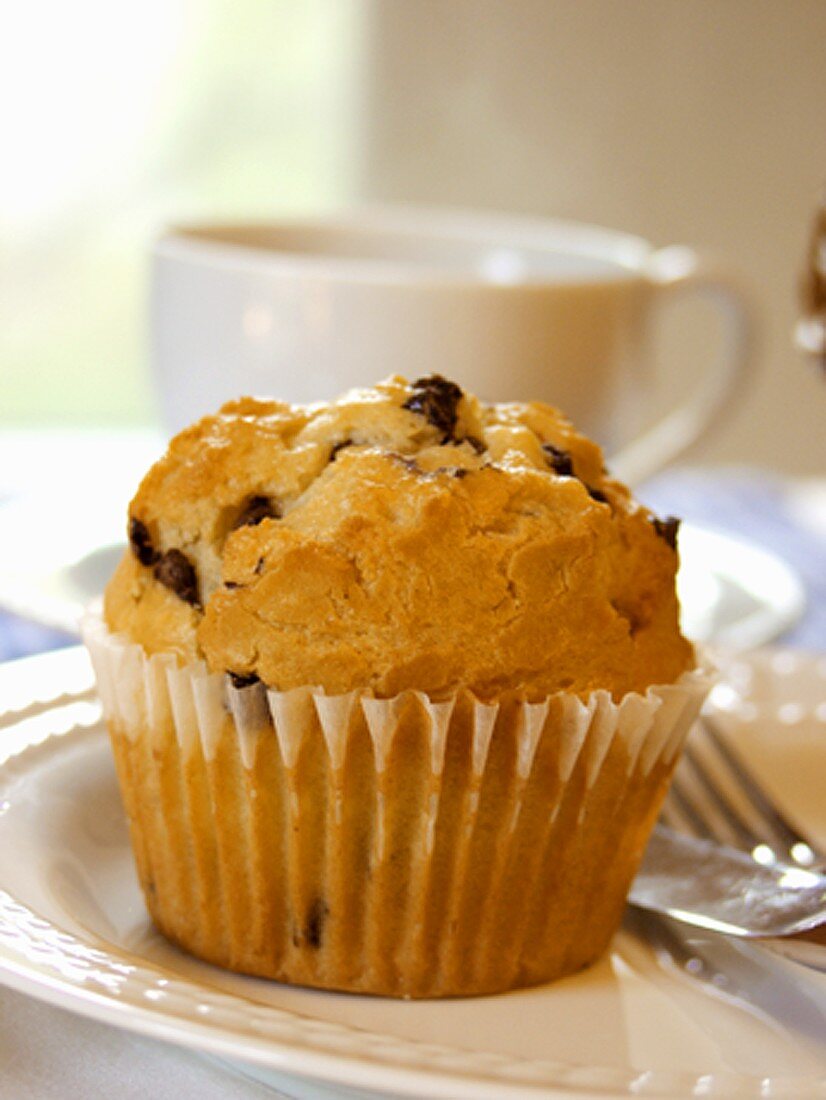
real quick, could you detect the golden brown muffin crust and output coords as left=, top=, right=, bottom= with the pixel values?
left=104, top=375, right=692, bottom=698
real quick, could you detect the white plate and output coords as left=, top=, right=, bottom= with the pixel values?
left=0, top=647, right=825, bottom=1099
left=0, top=495, right=806, bottom=652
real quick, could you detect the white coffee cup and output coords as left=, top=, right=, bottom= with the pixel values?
left=150, top=207, right=754, bottom=484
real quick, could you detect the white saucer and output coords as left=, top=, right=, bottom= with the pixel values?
left=0, top=647, right=824, bottom=1099
left=0, top=488, right=807, bottom=651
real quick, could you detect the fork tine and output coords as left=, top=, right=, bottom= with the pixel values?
left=656, top=711, right=826, bottom=972
left=674, top=744, right=765, bottom=853
left=665, top=768, right=721, bottom=838
left=701, top=714, right=822, bottom=868
left=664, top=715, right=825, bottom=870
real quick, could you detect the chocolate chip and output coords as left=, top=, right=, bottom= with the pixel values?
left=154, top=549, right=200, bottom=606
left=330, top=439, right=353, bottom=461
left=224, top=580, right=241, bottom=590
left=542, top=444, right=575, bottom=478
left=611, top=599, right=642, bottom=637
left=228, top=671, right=260, bottom=689
left=402, top=375, right=464, bottom=437
left=389, top=453, right=421, bottom=474
left=652, top=515, right=681, bottom=550
left=426, top=466, right=470, bottom=479
left=254, top=557, right=265, bottom=575
left=305, top=897, right=329, bottom=948
left=128, top=516, right=158, bottom=566
left=542, top=446, right=610, bottom=508
left=432, top=465, right=471, bottom=479
left=232, top=495, right=280, bottom=530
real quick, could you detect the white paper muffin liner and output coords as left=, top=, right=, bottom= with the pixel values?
left=83, top=613, right=713, bottom=998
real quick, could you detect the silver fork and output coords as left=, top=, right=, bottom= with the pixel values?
left=661, top=712, right=826, bottom=967
left=663, top=713, right=824, bottom=872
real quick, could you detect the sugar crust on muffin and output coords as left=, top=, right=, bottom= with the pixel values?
left=104, top=374, right=692, bottom=699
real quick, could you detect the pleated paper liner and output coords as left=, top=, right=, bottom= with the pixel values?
left=83, top=614, right=712, bottom=998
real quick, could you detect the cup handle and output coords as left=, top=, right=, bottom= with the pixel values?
left=610, top=246, right=757, bottom=487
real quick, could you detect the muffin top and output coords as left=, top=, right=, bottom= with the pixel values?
left=104, top=374, right=692, bottom=699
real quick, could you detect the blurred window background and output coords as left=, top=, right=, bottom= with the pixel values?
left=1, top=1, right=363, bottom=425
left=1, top=0, right=824, bottom=473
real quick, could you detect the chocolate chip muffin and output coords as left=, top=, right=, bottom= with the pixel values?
left=85, top=374, right=709, bottom=997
